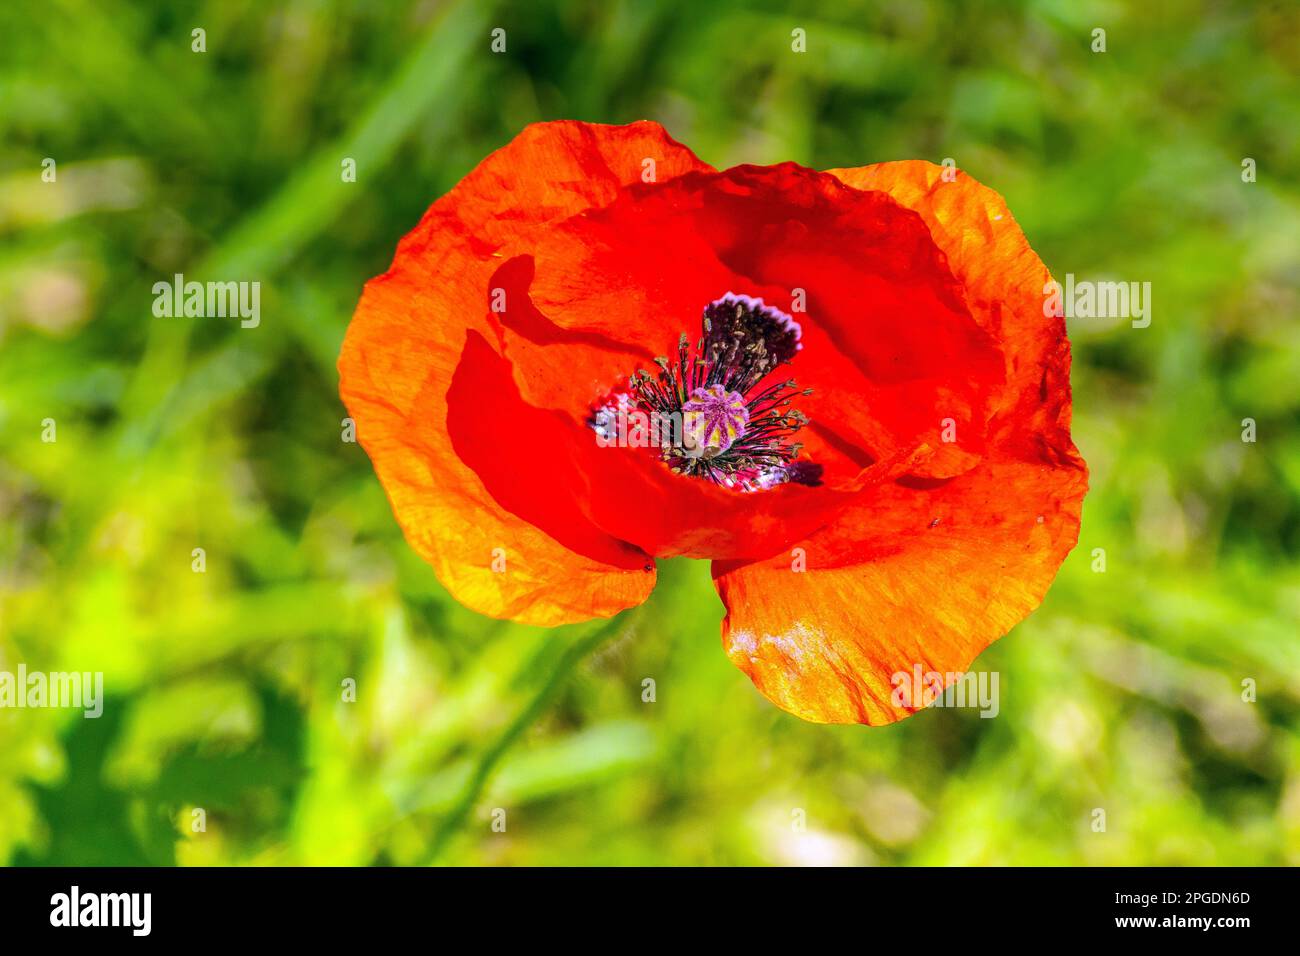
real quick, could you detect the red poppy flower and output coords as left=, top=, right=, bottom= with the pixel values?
left=338, top=120, right=1087, bottom=725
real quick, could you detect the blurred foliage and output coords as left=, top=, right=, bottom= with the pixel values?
left=1, top=0, right=1298, bottom=866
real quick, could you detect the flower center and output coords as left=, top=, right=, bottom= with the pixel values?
left=593, top=293, right=822, bottom=491
left=681, top=384, right=748, bottom=457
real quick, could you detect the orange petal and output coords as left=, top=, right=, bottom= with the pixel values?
left=714, top=455, right=1086, bottom=724
left=339, top=121, right=705, bottom=624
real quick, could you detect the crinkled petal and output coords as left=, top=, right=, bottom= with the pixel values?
left=827, top=161, right=1075, bottom=453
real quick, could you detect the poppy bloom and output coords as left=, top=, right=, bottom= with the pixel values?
left=338, top=120, right=1087, bottom=725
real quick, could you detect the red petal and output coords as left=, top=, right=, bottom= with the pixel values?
left=827, top=161, right=1076, bottom=457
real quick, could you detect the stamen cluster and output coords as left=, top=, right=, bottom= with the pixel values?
left=623, top=294, right=820, bottom=490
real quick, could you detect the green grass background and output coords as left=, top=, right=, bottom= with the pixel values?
left=1, top=0, right=1298, bottom=865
